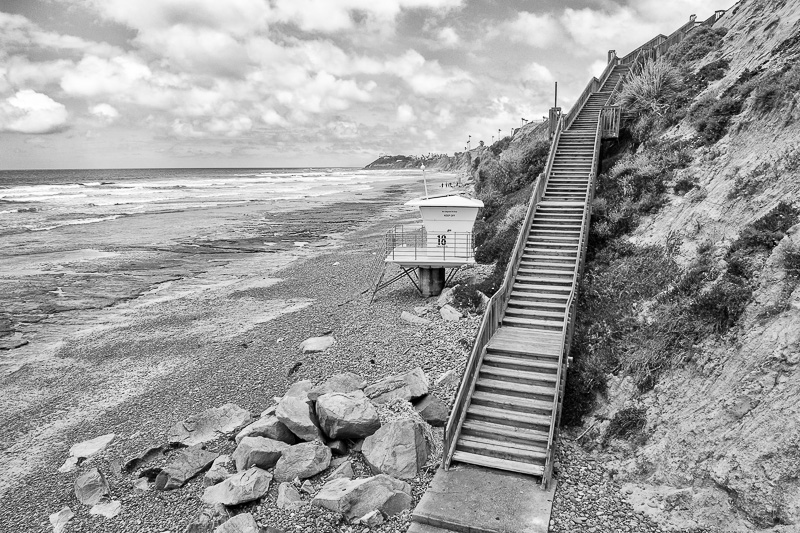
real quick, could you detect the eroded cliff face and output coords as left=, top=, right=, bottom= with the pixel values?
left=586, top=0, right=800, bottom=530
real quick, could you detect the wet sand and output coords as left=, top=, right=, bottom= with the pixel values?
left=0, top=171, right=477, bottom=532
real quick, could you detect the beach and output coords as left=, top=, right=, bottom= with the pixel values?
left=0, top=168, right=482, bottom=532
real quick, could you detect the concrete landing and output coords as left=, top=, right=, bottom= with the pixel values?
left=411, top=464, right=556, bottom=533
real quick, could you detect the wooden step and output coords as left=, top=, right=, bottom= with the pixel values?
left=474, top=377, right=556, bottom=399
left=451, top=451, right=544, bottom=476
left=503, top=316, right=564, bottom=331
left=461, top=419, right=550, bottom=445
left=506, top=297, right=567, bottom=310
left=466, top=404, right=552, bottom=428
left=504, top=307, right=566, bottom=320
left=480, top=365, right=558, bottom=385
left=456, top=435, right=547, bottom=463
left=508, top=291, right=570, bottom=304
left=480, top=356, right=560, bottom=375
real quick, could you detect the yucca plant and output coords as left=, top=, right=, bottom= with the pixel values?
left=616, top=58, right=681, bottom=117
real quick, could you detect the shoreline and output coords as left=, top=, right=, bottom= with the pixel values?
left=0, top=170, right=478, bottom=532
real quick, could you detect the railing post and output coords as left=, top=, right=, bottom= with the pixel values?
left=607, top=50, right=616, bottom=63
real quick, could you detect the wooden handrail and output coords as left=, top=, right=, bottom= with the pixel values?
left=597, top=58, right=619, bottom=91
left=442, top=116, right=564, bottom=469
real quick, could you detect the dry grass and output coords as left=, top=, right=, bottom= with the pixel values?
left=615, top=58, right=681, bottom=117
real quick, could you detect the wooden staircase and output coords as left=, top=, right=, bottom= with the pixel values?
left=443, top=62, right=632, bottom=483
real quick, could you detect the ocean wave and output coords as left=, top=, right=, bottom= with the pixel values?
left=27, top=215, right=123, bottom=232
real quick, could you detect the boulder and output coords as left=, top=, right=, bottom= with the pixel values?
left=58, top=457, right=79, bottom=473
left=124, top=445, right=166, bottom=473
left=89, top=500, right=121, bottom=518
left=359, top=510, right=384, bottom=526
left=274, top=443, right=331, bottom=482
left=69, top=433, right=115, bottom=460
left=362, top=419, right=429, bottom=480
left=434, top=369, right=458, bottom=389
left=364, top=367, right=428, bottom=404
left=276, top=482, right=304, bottom=510
left=326, top=461, right=354, bottom=481
left=440, top=304, right=461, bottom=321
left=49, top=506, right=74, bottom=533
left=308, top=372, right=366, bottom=401
left=299, top=336, right=335, bottom=353
left=235, top=416, right=296, bottom=445
left=214, top=513, right=260, bottom=533
left=312, top=474, right=412, bottom=520
left=185, top=504, right=229, bottom=533
left=133, top=478, right=150, bottom=491
left=169, top=404, right=252, bottom=446
left=232, top=437, right=290, bottom=472
left=74, top=468, right=109, bottom=506
left=275, top=381, right=324, bottom=442
left=155, top=445, right=219, bottom=490
left=204, top=455, right=232, bottom=487
left=400, top=311, right=431, bottom=325
left=315, top=391, right=380, bottom=440
left=414, top=395, right=448, bottom=427
left=327, top=440, right=348, bottom=455
left=437, top=286, right=456, bottom=307
left=413, top=306, right=428, bottom=316
left=300, top=480, right=314, bottom=494
left=201, top=468, right=272, bottom=507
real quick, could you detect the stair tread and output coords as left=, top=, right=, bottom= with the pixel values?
left=505, top=307, right=567, bottom=319
left=507, top=298, right=567, bottom=308
left=481, top=356, right=560, bottom=373
left=467, top=404, right=553, bottom=426
left=461, top=419, right=550, bottom=443
left=508, top=291, right=571, bottom=301
left=503, top=316, right=567, bottom=329
left=451, top=451, right=544, bottom=476
left=457, top=435, right=548, bottom=461
left=474, top=377, right=558, bottom=397
left=480, top=365, right=558, bottom=382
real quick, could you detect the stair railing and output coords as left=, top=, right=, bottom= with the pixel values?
left=443, top=115, right=565, bottom=470
left=541, top=102, right=603, bottom=489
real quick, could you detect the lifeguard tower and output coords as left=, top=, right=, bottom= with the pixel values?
left=370, top=192, right=483, bottom=300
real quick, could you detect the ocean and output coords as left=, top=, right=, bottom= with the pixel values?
left=0, top=167, right=418, bottom=236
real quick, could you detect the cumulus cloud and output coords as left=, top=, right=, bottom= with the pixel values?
left=501, top=12, right=564, bottom=48
left=0, top=90, right=68, bottom=134
left=61, top=55, right=151, bottom=97
left=89, top=103, right=120, bottom=122
left=437, top=27, right=460, bottom=47
left=397, top=104, right=416, bottom=123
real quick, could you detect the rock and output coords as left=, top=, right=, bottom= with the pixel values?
left=204, top=455, right=232, bottom=487
left=300, top=480, right=314, bottom=494
left=74, top=468, right=110, bottom=506
left=315, top=390, right=381, bottom=440
left=308, top=372, right=366, bottom=401
left=327, top=439, right=348, bottom=455
left=362, top=419, right=429, bottom=480
left=477, top=290, right=491, bottom=312
left=274, top=443, right=331, bottom=482
left=434, top=369, right=458, bottom=389
left=201, top=468, right=272, bottom=507
left=133, top=478, right=150, bottom=491
left=155, top=445, right=219, bottom=490
left=58, top=456, right=79, bottom=473
left=312, top=474, right=412, bottom=520
left=214, top=513, right=260, bottom=533
left=89, top=500, right=121, bottom=518
left=235, top=416, right=297, bottom=445
left=123, top=445, right=165, bottom=472
left=299, top=335, right=336, bottom=353
left=437, top=286, right=456, bottom=307
left=400, top=311, right=431, bottom=325
left=69, top=433, right=115, bottom=460
left=232, top=437, right=290, bottom=472
left=327, top=460, right=354, bottom=480
left=169, top=404, right=252, bottom=446
left=364, top=367, right=429, bottom=404
left=440, top=304, right=461, bottom=321
left=414, top=395, right=448, bottom=427
left=359, top=509, right=384, bottom=526
left=413, top=306, right=428, bottom=316
left=49, top=506, right=74, bottom=533
left=185, top=504, right=229, bottom=533
left=275, top=381, right=323, bottom=442
left=276, top=482, right=304, bottom=510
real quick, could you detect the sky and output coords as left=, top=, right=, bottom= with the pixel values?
left=0, top=0, right=723, bottom=169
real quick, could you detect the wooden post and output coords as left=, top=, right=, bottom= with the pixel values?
left=608, top=50, right=616, bottom=63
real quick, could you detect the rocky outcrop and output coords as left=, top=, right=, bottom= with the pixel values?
left=364, top=367, right=428, bottom=404
left=312, top=474, right=412, bottom=519
left=168, top=404, right=252, bottom=446
left=235, top=416, right=296, bottom=445
left=201, top=467, right=272, bottom=507
left=74, top=468, right=110, bottom=505
left=155, top=445, right=218, bottom=490
left=315, top=391, right=380, bottom=439
left=232, top=437, right=290, bottom=471
left=308, top=372, right=366, bottom=401
left=275, top=381, right=323, bottom=442
left=362, top=419, right=429, bottom=479
left=274, top=443, right=331, bottom=482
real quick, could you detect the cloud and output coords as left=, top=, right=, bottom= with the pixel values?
left=0, top=90, right=68, bottom=134
left=437, top=27, right=460, bottom=47
left=61, top=55, right=152, bottom=98
left=397, top=104, right=416, bottom=123
left=501, top=12, right=564, bottom=48
left=89, top=103, right=120, bottom=122
left=523, top=62, right=554, bottom=84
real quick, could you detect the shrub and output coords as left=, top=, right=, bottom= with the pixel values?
left=690, top=95, right=743, bottom=144
left=728, top=201, right=800, bottom=255
left=616, top=58, right=681, bottom=117
left=782, top=242, right=800, bottom=277
left=673, top=177, right=698, bottom=195
left=606, top=407, right=648, bottom=441
left=490, top=136, right=512, bottom=156
left=752, top=64, right=800, bottom=114
left=451, top=284, right=484, bottom=312
left=690, top=274, right=752, bottom=332
left=665, top=27, right=728, bottom=64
